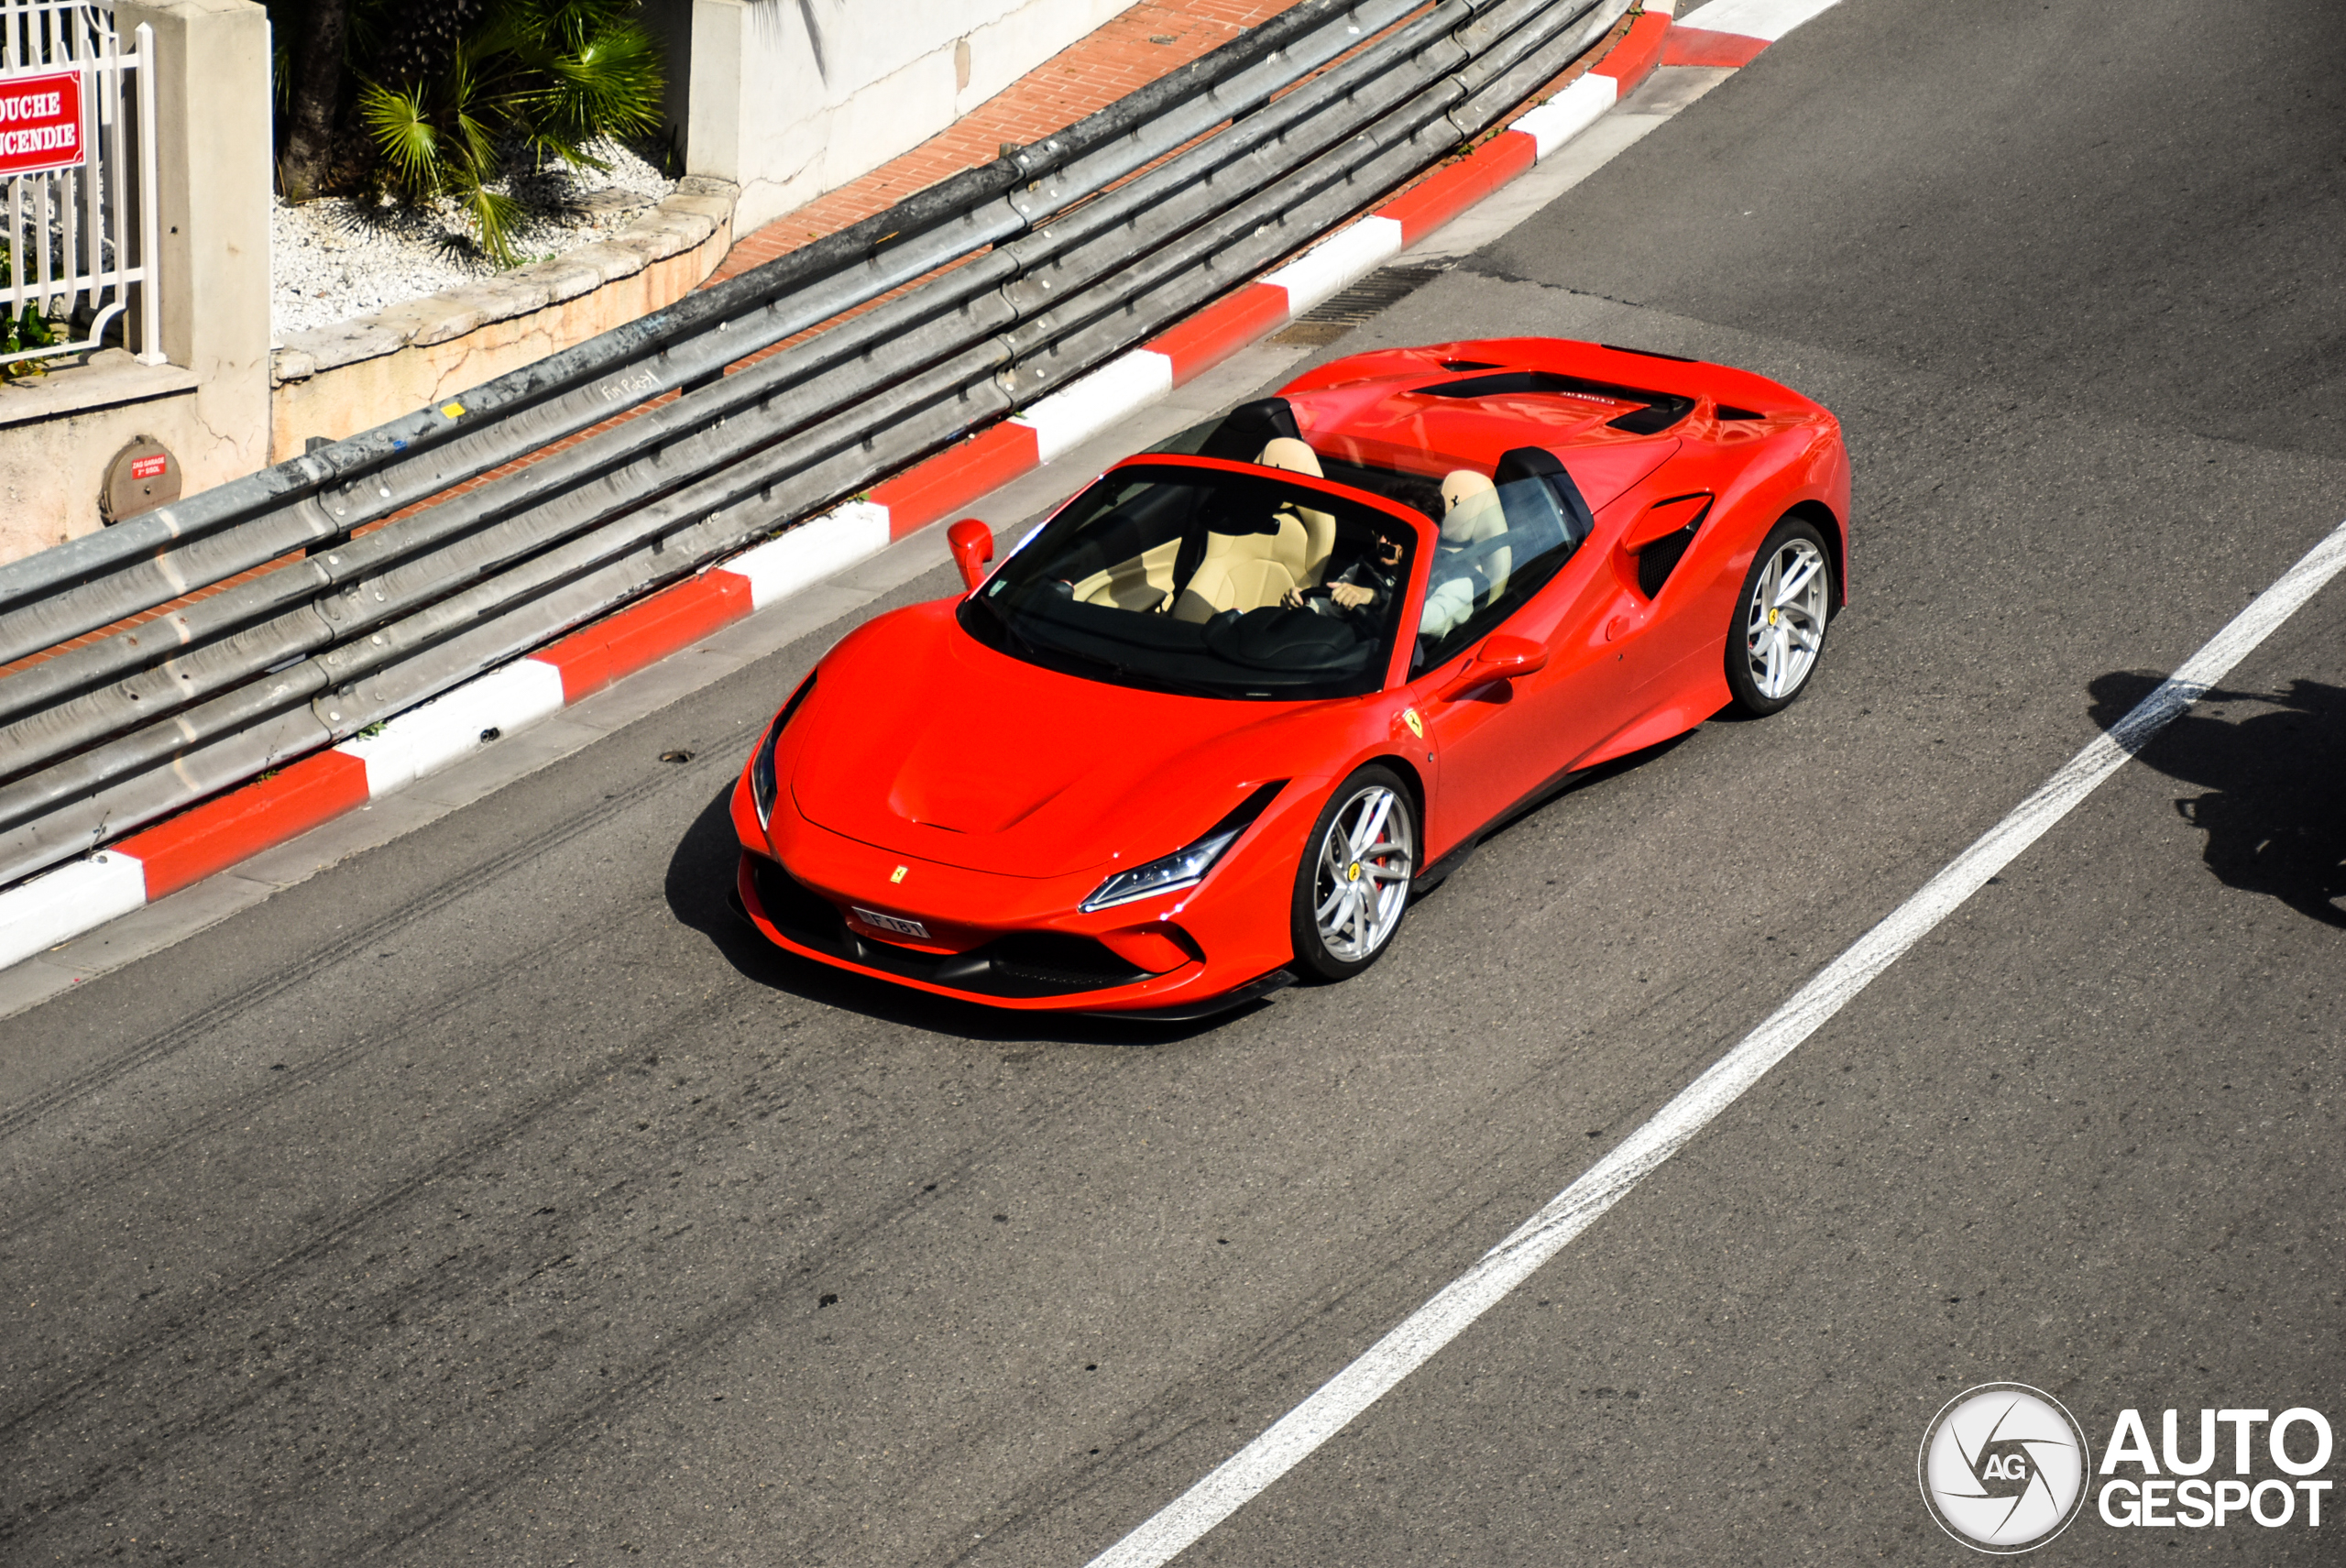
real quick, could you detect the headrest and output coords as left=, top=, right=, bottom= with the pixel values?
left=1440, top=469, right=1504, bottom=544
left=1494, top=445, right=1568, bottom=487
left=1256, top=437, right=1325, bottom=477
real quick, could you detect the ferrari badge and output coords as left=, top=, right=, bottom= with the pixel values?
left=1402, top=707, right=1423, bottom=739
left=890, top=865, right=908, bottom=883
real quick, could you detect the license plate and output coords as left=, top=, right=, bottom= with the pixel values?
left=850, top=906, right=930, bottom=940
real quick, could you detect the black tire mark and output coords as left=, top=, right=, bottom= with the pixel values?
left=0, top=970, right=745, bottom=1457
left=0, top=900, right=644, bottom=1245
left=2, top=1039, right=1009, bottom=1560
left=0, top=763, right=685, bottom=1144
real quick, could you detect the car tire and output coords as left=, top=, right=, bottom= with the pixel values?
left=1291, top=764, right=1419, bottom=982
left=1727, top=516, right=1834, bottom=717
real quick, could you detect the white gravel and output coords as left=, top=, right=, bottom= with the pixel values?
left=270, top=137, right=678, bottom=340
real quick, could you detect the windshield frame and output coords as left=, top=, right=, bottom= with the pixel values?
left=958, top=455, right=1436, bottom=702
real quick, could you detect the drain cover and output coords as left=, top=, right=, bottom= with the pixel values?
left=1269, top=264, right=1449, bottom=345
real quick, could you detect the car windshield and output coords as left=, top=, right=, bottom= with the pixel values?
left=1144, top=398, right=1598, bottom=677
left=957, top=460, right=1420, bottom=701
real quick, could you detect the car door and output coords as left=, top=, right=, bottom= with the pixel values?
left=1409, top=457, right=1714, bottom=853
left=1400, top=455, right=1616, bottom=849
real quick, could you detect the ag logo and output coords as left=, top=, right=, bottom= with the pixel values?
left=1919, top=1383, right=2091, bottom=1553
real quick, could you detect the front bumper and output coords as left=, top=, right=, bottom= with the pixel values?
left=728, top=776, right=1306, bottom=1017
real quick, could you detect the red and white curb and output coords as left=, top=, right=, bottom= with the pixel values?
left=0, top=0, right=1820, bottom=976
left=0, top=502, right=891, bottom=971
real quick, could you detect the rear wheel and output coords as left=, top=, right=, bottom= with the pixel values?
left=1291, top=765, right=1417, bottom=981
left=1727, top=517, right=1833, bottom=716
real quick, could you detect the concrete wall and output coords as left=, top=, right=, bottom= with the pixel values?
left=0, top=356, right=201, bottom=561
left=269, top=183, right=737, bottom=460
left=683, top=0, right=1140, bottom=236
left=0, top=0, right=272, bottom=566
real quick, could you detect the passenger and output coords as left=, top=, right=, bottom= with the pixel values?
left=1419, top=471, right=1509, bottom=641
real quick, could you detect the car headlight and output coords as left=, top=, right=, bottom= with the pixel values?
left=751, top=674, right=816, bottom=828
left=1080, top=781, right=1286, bottom=913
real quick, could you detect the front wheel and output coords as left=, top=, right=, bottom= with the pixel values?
left=1290, top=765, right=1418, bottom=981
left=1727, top=517, right=1834, bottom=716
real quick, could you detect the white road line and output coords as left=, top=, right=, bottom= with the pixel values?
left=1084, top=517, right=2346, bottom=1568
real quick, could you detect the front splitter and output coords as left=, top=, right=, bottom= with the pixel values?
left=728, top=852, right=1282, bottom=1019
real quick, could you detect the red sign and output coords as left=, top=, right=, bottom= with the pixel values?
left=130, top=453, right=169, bottom=481
left=0, top=71, right=82, bottom=178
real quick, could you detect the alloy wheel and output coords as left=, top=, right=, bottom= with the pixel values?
left=1743, top=536, right=1829, bottom=700
left=1311, top=784, right=1414, bottom=963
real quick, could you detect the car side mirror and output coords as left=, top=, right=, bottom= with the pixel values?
left=1438, top=632, right=1547, bottom=700
left=948, top=518, right=994, bottom=590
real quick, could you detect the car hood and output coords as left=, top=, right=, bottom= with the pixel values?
left=789, top=603, right=1321, bottom=879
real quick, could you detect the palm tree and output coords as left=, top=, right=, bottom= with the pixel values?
left=358, top=0, right=665, bottom=265
left=278, top=0, right=347, bottom=200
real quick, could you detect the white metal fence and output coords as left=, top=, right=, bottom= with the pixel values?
left=0, top=0, right=158, bottom=367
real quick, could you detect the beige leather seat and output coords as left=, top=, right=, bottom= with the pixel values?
left=1170, top=529, right=1296, bottom=621
left=1072, top=537, right=1178, bottom=611
left=1420, top=470, right=1511, bottom=641
left=1169, top=439, right=1336, bottom=621
left=1256, top=438, right=1337, bottom=587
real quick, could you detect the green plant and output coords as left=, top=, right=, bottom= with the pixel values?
left=0, top=243, right=59, bottom=380
left=356, top=0, right=663, bottom=267
left=353, top=718, right=389, bottom=739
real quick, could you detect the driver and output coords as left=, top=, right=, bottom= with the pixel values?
left=1283, top=527, right=1402, bottom=619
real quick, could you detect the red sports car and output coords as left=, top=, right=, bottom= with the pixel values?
left=729, top=337, right=1848, bottom=1019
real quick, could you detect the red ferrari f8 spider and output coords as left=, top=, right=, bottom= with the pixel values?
left=729, top=337, right=1849, bottom=1018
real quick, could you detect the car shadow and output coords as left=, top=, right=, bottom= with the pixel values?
left=2088, top=672, right=2345, bottom=928
left=663, top=781, right=1266, bottom=1046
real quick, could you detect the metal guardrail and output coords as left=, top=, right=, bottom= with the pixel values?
left=0, top=0, right=1628, bottom=889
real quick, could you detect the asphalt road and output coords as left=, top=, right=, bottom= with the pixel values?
left=4, top=1, right=2341, bottom=1563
